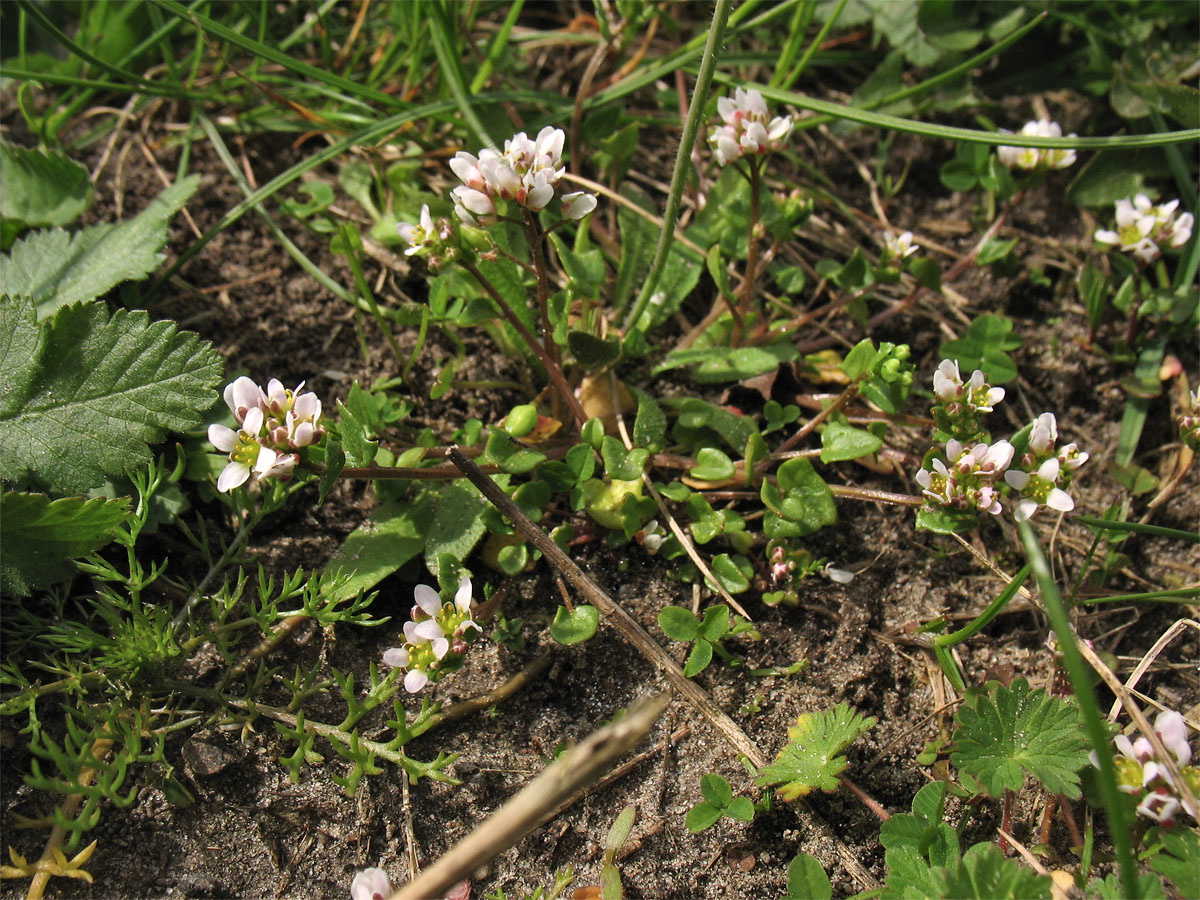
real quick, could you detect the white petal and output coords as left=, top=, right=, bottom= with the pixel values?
left=1005, top=469, right=1030, bottom=490
left=413, top=584, right=442, bottom=616
left=1046, top=488, right=1074, bottom=512
left=403, top=669, right=429, bottom=693
left=454, top=576, right=473, bottom=614
left=1014, top=498, right=1037, bottom=522
left=431, top=636, right=450, bottom=660
left=217, top=461, right=251, bottom=493
left=1094, top=229, right=1119, bottom=245
left=382, top=647, right=409, bottom=668
left=208, top=423, right=239, bottom=453
left=413, top=619, right=445, bottom=643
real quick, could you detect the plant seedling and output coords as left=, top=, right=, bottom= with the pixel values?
left=685, top=773, right=755, bottom=833
left=657, top=604, right=758, bottom=676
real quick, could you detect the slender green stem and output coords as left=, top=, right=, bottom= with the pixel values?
left=522, top=210, right=557, bottom=365
left=1073, top=516, right=1199, bottom=543
left=934, top=565, right=1031, bottom=647
left=1075, top=588, right=1200, bottom=606
left=460, top=259, right=587, bottom=427
left=1018, top=522, right=1140, bottom=900
left=780, top=0, right=847, bottom=90
left=732, top=157, right=763, bottom=345
left=623, top=0, right=733, bottom=331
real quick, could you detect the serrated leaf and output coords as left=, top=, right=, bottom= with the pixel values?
left=931, top=842, right=1051, bottom=900
left=755, top=703, right=876, bottom=799
left=786, top=853, right=832, bottom=900
left=0, top=297, right=222, bottom=493
left=1, top=175, right=200, bottom=317
left=1149, top=827, right=1200, bottom=899
left=950, top=678, right=1089, bottom=799
left=0, top=491, right=130, bottom=595
left=1089, top=872, right=1167, bottom=900
left=0, top=143, right=92, bottom=229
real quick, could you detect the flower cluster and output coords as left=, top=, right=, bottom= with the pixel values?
left=996, top=119, right=1076, bottom=171
left=448, top=126, right=596, bottom=226
left=396, top=204, right=459, bottom=271
left=917, top=438, right=1014, bottom=516
left=1095, top=194, right=1194, bottom=263
left=1092, top=710, right=1199, bottom=826
left=350, top=867, right=391, bottom=900
left=918, top=362, right=1088, bottom=523
left=208, top=377, right=324, bottom=493
left=382, top=577, right=480, bottom=693
left=1003, top=413, right=1088, bottom=522
left=708, top=87, right=794, bottom=167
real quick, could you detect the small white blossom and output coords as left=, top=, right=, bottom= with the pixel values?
left=996, top=119, right=1076, bottom=170
left=561, top=191, right=597, bottom=220
left=1095, top=193, right=1194, bottom=262
left=382, top=576, right=479, bottom=693
left=208, top=378, right=324, bottom=492
left=708, top=87, right=793, bottom=166
left=350, top=867, right=391, bottom=900
left=1006, top=457, right=1074, bottom=522
left=1094, top=710, right=1197, bottom=825
left=883, top=231, right=919, bottom=261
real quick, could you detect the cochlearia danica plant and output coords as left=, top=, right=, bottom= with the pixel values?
left=2, top=3, right=1198, bottom=898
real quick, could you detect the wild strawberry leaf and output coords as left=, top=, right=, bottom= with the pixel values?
left=0, top=175, right=199, bottom=317
left=950, top=677, right=1089, bottom=799
left=1149, top=827, right=1200, bottom=899
left=0, top=143, right=92, bottom=233
left=0, top=491, right=131, bottom=596
left=0, top=297, right=222, bottom=494
left=754, top=702, right=876, bottom=799
left=931, top=842, right=1051, bottom=900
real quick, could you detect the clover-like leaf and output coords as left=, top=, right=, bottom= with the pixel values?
left=549, top=604, right=599, bottom=645
left=785, top=853, right=832, bottom=900
left=820, top=420, right=883, bottom=463
left=690, top=447, right=736, bottom=481
left=754, top=703, right=876, bottom=800
left=950, top=677, right=1089, bottom=799
left=0, top=297, right=222, bottom=494
left=0, top=491, right=131, bottom=596
left=658, top=606, right=700, bottom=642
left=940, top=313, right=1022, bottom=386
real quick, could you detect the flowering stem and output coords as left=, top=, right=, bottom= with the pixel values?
left=521, top=209, right=557, bottom=362
left=731, top=156, right=762, bottom=346
left=460, top=258, right=587, bottom=427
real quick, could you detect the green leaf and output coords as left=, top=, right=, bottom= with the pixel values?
left=323, top=498, right=425, bottom=601
left=755, top=703, right=876, bottom=799
left=940, top=314, right=1022, bottom=385
left=0, top=297, right=222, bottom=494
left=1149, top=827, right=1200, bottom=899
left=686, top=493, right=724, bottom=544
left=785, top=853, right=832, bottom=900
left=700, top=772, right=733, bottom=807
left=658, top=605, right=700, bottom=641
left=549, top=232, right=605, bottom=297
left=709, top=554, right=750, bottom=594
left=690, top=447, right=736, bottom=481
left=820, top=421, right=884, bottom=462
left=725, top=796, right=754, bottom=822
left=420, top=483, right=488, bottom=578
left=950, top=678, right=1089, bottom=799
left=632, top=389, right=666, bottom=451
left=761, top=457, right=838, bottom=537
left=697, top=605, right=731, bottom=641
left=0, top=143, right=91, bottom=231
left=484, top=429, right=546, bottom=474
left=0, top=491, right=130, bottom=595
left=684, top=801, right=723, bottom=833
left=600, top=435, right=648, bottom=481
left=683, top=639, right=714, bottom=677
left=336, top=400, right=378, bottom=467
left=1089, top=872, right=1167, bottom=900
left=604, top=804, right=636, bottom=860
left=568, top=331, right=621, bottom=370
left=549, top=604, right=599, bottom=645
left=915, top=506, right=979, bottom=534
left=1, top=176, right=200, bottom=317
left=672, top=398, right=759, bottom=455
left=932, top=842, right=1051, bottom=900
left=654, top=343, right=799, bottom=383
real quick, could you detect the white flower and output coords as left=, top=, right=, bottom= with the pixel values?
left=1155, top=710, right=1193, bottom=768
left=823, top=563, right=855, bottom=584
left=1137, top=791, right=1181, bottom=825
left=708, top=87, right=793, bottom=167
left=396, top=204, right=436, bottom=256
left=561, top=191, right=597, bottom=220
left=933, top=359, right=963, bottom=402
left=1096, top=193, right=1194, bottom=261
left=350, top=867, right=391, bottom=900
left=883, top=231, right=919, bottom=261
left=997, top=119, right=1076, bottom=170
left=1028, top=412, right=1058, bottom=456
left=1006, top=458, right=1074, bottom=521
left=223, top=376, right=265, bottom=424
